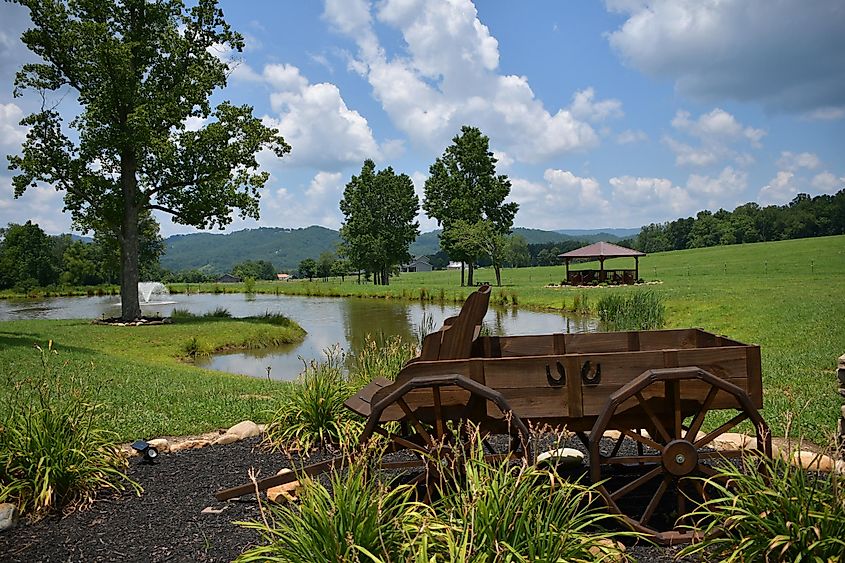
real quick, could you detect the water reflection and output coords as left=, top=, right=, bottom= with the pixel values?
left=0, top=293, right=597, bottom=380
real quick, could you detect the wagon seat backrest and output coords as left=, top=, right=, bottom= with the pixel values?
left=418, top=284, right=491, bottom=361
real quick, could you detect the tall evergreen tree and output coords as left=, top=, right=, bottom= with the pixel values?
left=423, top=126, right=518, bottom=286
left=339, top=160, right=420, bottom=285
left=8, top=0, right=290, bottom=319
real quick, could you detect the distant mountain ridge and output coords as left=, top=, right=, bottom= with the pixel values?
left=160, top=225, right=641, bottom=273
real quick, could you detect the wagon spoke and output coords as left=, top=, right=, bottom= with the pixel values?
left=699, top=449, right=744, bottom=461
left=610, top=465, right=663, bottom=500
left=374, top=426, right=429, bottom=455
left=668, top=380, right=682, bottom=440
left=696, top=463, right=721, bottom=478
left=608, top=433, right=626, bottom=458
left=397, top=397, right=434, bottom=447
left=432, top=386, right=445, bottom=440
left=685, top=386, right=719, bottom=442
left=640, top=477, right=670, bottom=526
left=621, top=428, right=664, bottom=452
left=694, top=412, right=748, bottom=448
left=635, top=392, right=671, bottom=443
left=676, top=479, right=687, bottom=522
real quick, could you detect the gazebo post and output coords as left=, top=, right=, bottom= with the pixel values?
left=635, top=256, right=639, bottom=282
left=599, top=257, right=605, bottom=282
left=565, top=258, right=570, bottom=284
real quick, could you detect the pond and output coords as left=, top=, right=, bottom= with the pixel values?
left=0, top=293, right=598, bottom=380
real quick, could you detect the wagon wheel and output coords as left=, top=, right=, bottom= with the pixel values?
left=359, top=373, right=533, bottom=498
left=589, top=366, right=771, bottom=545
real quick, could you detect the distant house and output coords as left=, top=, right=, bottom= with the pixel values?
left=401, top=256, right=433, bottom=273
left=217, top=273, right=241, bottom=283
left=276, top=273, right=291, bottom=281
left=446, top=261, right=462, bottom=270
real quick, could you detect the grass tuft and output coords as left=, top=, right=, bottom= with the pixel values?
left=0, top=343, right=139, bottom=520
left=596, top=289, right=665, bottom=331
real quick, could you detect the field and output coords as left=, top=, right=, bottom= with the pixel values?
left=174, top=235, right=845, bottom=443
left=1, top=235, right=843, bottom=443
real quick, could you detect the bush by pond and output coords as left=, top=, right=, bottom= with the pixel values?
left=596, top=290, right=665, bottom=331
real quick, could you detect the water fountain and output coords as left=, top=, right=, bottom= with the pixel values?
left=138, top=281, right=174, bottom=305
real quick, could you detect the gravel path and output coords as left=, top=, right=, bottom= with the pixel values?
left=0, top=436, right=705, bottom=562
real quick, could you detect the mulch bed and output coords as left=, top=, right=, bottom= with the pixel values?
left=0, top=437, right=701, bottom=562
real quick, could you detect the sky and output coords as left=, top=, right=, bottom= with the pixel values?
left=0, top=0, right=843, bottom=237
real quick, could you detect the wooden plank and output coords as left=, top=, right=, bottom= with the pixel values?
left=675, top=347, right=749, bottom=384
left=489, top=386, right=569, bottom=418
left=554, top=332, right=567, bottom=355
left=637, top=329, right=697, bottom=351
left=343, top=377, right=392, bottom=417
left=565, top=355, right=583, bottom=418
left=483, top=356, right=566, bottom=388
left=565, top=332, right=629, bottom=353
left=497, top=335, right=555, bottom=357
left=745, top=345, right=763, bottom=408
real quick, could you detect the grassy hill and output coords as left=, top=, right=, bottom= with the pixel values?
left=162, top=225, right=586, bottom=272
left=161, top=226, right=342, bottom=273
left=408, top=227, right=617, bottom=256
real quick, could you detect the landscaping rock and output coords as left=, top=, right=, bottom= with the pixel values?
left=147, top=438, right=170, bottom=453
left=587, top=538, right=627, bottom=562
left=0, top=503, right=19, bottom=533
left=791, top=450, right=836, bottom=473
left=536, top=447, right=585, bottom=469
left=169, top=439, right=211, bottom=452
left=200, top=506, right=227, bottom=515
left=213, top=433, right=241, bottom=446
left=712, top=432, right=755, bottom=450
left=227, top=420, right=261, bottom=440
left=266, top=469, right=301, bottom=503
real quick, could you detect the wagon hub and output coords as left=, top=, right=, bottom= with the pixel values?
left=662, top=440, right=698, bottom=476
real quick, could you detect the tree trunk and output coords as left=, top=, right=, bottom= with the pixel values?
left=460, top=262, right=465, bottom=286
left=494, top=264, right=501, bottom=286
left=383, top=267, right=390, bottom=285
left=119, top=152, right=141, bottom=321
left=467, top=262, right=474, bottom=286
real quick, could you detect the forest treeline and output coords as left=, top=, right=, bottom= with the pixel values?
left=630, top=190, right=844, bottom=253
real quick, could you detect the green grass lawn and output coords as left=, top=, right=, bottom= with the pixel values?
left=0, top=317, right=304, bottom=441
left=1, top=235, right=842, bottom=443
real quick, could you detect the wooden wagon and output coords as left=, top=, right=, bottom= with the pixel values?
left=217, top=285, right=771, bottom=544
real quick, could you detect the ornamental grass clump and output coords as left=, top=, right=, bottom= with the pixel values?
left=597, top=290, right=665, bottom=331
left=0, top=343, right=139, bottom=520
left=679, top=448, right=845, bottom=562
left=348, top=334, right=417, bottom=390
left=264, top=346, right=361, bottom=452
left=236, top=446, right=425, bottom=563
left=422, top=432, right=636, bottom=562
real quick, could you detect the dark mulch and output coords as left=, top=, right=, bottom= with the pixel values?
left=0, top=437, right=704, bottom=562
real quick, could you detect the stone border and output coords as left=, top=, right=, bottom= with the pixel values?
left=121, top=420, right=264, bottom=458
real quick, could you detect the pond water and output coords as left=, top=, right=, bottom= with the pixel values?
left=0, top=293, right=598, bottom=380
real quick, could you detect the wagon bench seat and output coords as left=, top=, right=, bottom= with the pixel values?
left=345, top=376, right=393, bottom=417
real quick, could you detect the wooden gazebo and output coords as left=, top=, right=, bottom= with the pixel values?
left=559, top=241, right=645, bottom=285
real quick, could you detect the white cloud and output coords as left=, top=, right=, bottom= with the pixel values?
left=262, top=63, right=380, bottom=170
left=804, top=107, right=845, bottom=121
left=0, top=174, right=71, bottom=235
left=758, top=171, right=798, bottom=205
left=570, top=88, right=623, bottom=122
left=665, top=108, right=765, bottom=167
left=0, top=102, right=26, bottom=148
left=606, top=0, right=845, bottom=115
left=811, top=171, right=845, bottom=192
left=259, top=171, right=346, bottom=229
left=686, top=166, right=747, bottom=208
left=323, top=0, right=614, bottom=163
left=609, top=175, right=695, bottom=217
left=615, top=129, right=648, bottom=144
left=776, top=151, right=821, bottom=171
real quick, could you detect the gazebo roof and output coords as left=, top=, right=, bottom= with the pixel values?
left=558, top=241, right=645, bottom=259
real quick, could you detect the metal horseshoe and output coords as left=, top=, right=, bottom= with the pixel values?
left=581, top=360, right=601, bottom=385
left=546, top=361, right=566, bottom=387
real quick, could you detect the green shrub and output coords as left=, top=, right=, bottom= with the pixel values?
left=170, top=307, right=196, bottom=319
left=679, top=449, right=845, bottom=562
left=264, top=347, right=361, bottom=452
left=349, top=334, right=417, bottom=390
left=596, top=290, right=665, bottom=331
left=422, top=433, right=636, bottom=562
left=0, top=343, right=139, bottom=520
left=243, top=277, right=256, bottom=294
left=203, top=306, right=232, bottom=318
left=181, top=336, right=213, bottom=358
left=258, top=311, right=298, bottom=327
left=236, top=447, right=424, bottom=563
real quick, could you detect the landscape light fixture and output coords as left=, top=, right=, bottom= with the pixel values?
left=131, top=439, right=159, bottom=463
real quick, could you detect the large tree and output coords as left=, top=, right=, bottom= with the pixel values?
left=339, top=159, right=419, bottom=285
left=7, top=0, right=290, bottom=320
left=423, top=126, right=518, bottom=286
left=0, top=221, right=61, bottom=290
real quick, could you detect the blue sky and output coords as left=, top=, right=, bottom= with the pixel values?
left=1, top=0, right=843, bottom=237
